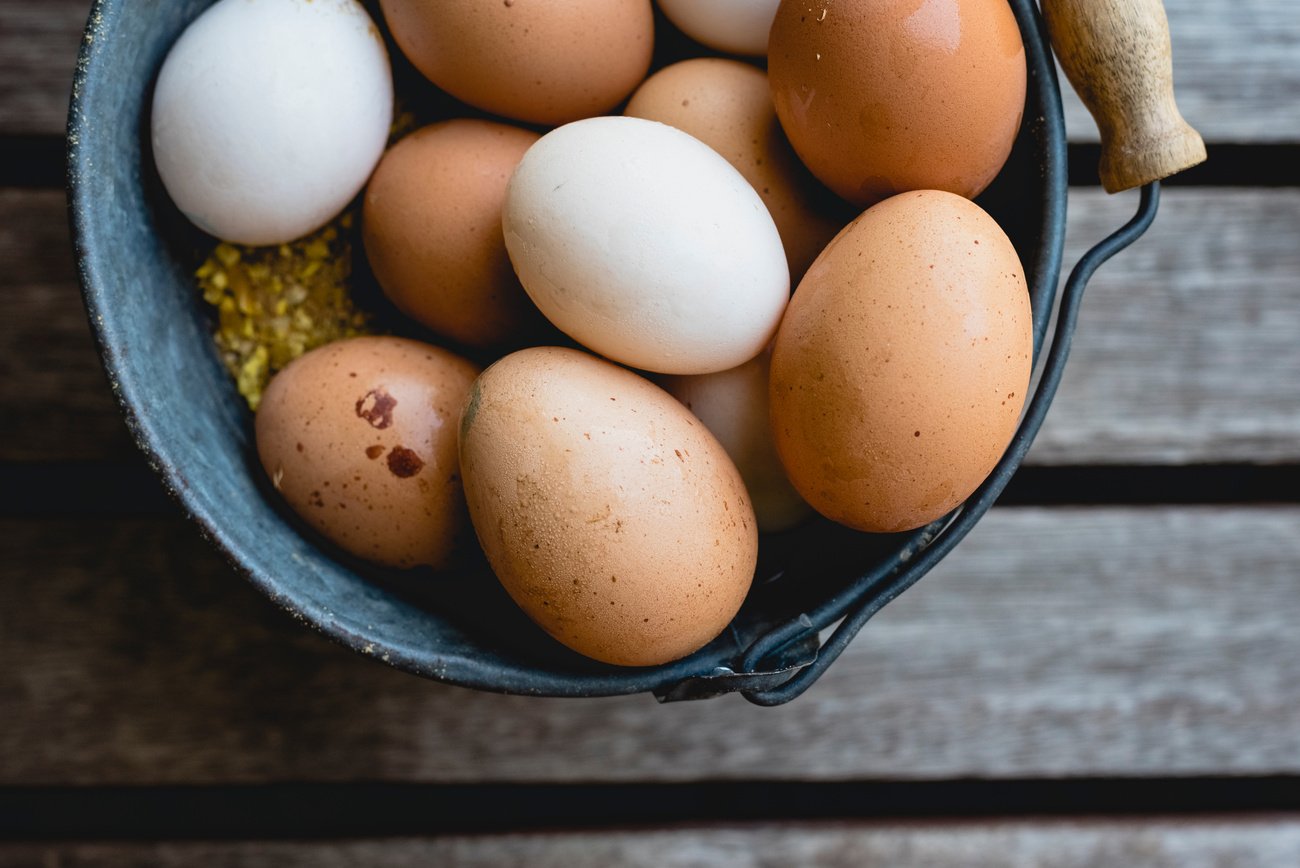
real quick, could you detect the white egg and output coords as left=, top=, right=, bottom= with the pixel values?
left=660, top=351, right=811, bottom=533
left=658, top=0, right=783, bottom=56
left=502, top=117, right=789, bottom=375
left=151, top=0, right=393, bottom=245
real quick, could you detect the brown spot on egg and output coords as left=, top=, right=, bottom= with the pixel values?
left=386, top=446, right=425, bottom=478
left=355, top=388, right=396, bottom=429
left=365, top=444, right=384, bottom=460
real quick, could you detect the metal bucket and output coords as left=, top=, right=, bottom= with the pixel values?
left=68, top=0, right=1157, bottom=704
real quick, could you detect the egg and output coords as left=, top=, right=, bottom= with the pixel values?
left=770, top=191, right=1032, bottom=533
left=458, top=347, right=757, bottom=666
left=624, top=57, right=848, bottom=284
left=502, top=116, right=790, bottom=375
left=657, top=0, right=782, bottom=56
left=363, top=120, right=549, bottom=349
left=379, top=0, right=654, bottom=126
left=660, top=350, right=811, bottom=533
left=151, top=0, right=392, bottom=245
left=768, top=0, right=1026, bottom=208
left=256, top=336, right=480, bottom=569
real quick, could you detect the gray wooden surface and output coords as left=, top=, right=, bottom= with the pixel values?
left=7, top=819, right=1300, bottom=867
left=2, top=0, right=1297, bottom=863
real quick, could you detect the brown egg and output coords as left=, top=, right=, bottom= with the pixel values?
left=768, top=0, right=1026, bottom=208
left=459, top=346, right=757, bottom=666
left=378, top=0, right=654, bottom=126
left=770, top=191, right=1032, bottom=533
left=363, top=120, right=547, bottom=349
left=624, top=58, right=848, bottom=283
left=256, top=336, right=481, bottom=569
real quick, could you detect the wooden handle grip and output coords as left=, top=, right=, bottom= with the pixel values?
left=1042, top=0, right=1206, bottom=192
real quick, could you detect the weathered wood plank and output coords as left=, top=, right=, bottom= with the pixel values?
left=0, top=0, right=89, bottom=136
left=0, top=189, right=134, bottom=462
left=1, top=0, right=1296, bottom=140
left=2, top=506, right=1299, bottom=784
left=6, top=819, right=1300, bottom=866
left=3, top=187, right=1296, bottom=465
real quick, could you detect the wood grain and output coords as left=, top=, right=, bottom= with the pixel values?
left=4, top=187, right=1296, bottom=465
left=0, top=189, right=134, bottom=462
left=1038, top=187, right=1300, bottom=464
left=0, top=0, right=89, bottom=136
left=3, top=506, right=1299, bottom=784
left=5, top=818, right=1300, bottom=866
left=1, top=0, right=1297, bottom=142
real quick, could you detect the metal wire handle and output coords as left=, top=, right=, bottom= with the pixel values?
left=655, top=183, right=1161, bottom=705
left=740, top=183, right=1162, bottom=705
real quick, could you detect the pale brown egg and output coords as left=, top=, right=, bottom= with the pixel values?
left=658, top=349, right=812, bottom=533
left=363, top=120, right=548, bottom=349
left=768, top=0, right=1026, bottom=208
left=770, top=191, right=1032, bottom=533
left=458, top=346, right=757, bottom=666
left=378, top=0, right=654, bottom=126
left=624, top=57, right=848, bottom=283
left=256, top=336, right=481, bottom=569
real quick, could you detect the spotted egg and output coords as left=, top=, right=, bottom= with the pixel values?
left=256, top=336, right=480, bottom=569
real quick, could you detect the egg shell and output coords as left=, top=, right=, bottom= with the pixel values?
left=458, top=346, right=758, bottom=667
left=502, top=116, right=790, bottom=375
left=657, top=0, right=782, bottom=56
left=660, top=350, right=811, bottom=533
left=379, top=0, right=654, bottom=126
left=768, top=0, right=1026, bottom=208
left=152, top=0, right=392, bottom=245
left=363, top=120, right=549, bottom=349
left=770, top=191, right=1032, bottom=533
left=256, top=336, right=481, bottom=570
left=624, top=57, right=848, bottom=284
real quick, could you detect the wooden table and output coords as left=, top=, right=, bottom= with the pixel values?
left=3, top=1, right=1298, bottom=864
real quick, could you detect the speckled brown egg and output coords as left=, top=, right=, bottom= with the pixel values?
left=256, top=336, right=481, bottom=569
left=363, top=120, right=548, bottom=349
left=768, top=0, right=1026, bottom=208
left=770, top=191, right=1032, bottom=533
left=458, top=346, right=757, bottom=666
left=378, top=0, right=654, bottom=126
left=624, top=57, right=848, bottom=283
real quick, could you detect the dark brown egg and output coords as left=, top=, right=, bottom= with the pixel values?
left=768, top=0, right=1026, bottom=208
